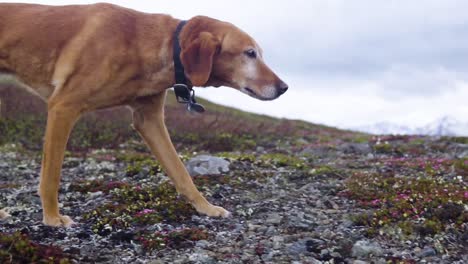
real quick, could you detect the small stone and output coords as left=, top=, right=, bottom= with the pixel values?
left=288, top=240, right=307, bottom=255
left=186, top=155, right=230, bottom=176
left=302, top=258, right=322, bottom=264
left=87, top=191, right=103, bottom=199
left=265, top=213, right=283, bottom=225
left=351, top=240, right=384, bottom=258
left=0, top=209, right=10, bottom=219
left=305, top=238, right=326, bottom=253
left=248, top=224, right=261, bottom=231
left=218, top=247, right=234, bottom=254
left=323, top=199, right=339, bottom=209
left=98, top=161, right=116, bottom=172
left=272, top=236, right=284, bottom=250
left=338, top=143, right=372, bottom=155
left=110, top=231, right=135, bottom=242
left=258, top=226, right=268, bottom=233
left=265, top=226, right=277, bottom=236
left=188, top=250, right=216, bottom=263
left=353, top=260, right=369, bottom=264
left=418, top=246, right=437, bottom=258
left=195, top=240, right=210, bottom=249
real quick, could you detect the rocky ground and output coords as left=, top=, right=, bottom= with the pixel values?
left=0, top=134, right=467, bottom=263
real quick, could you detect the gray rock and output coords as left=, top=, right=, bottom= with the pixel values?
left=262, top=251, right=276, bottom=262
left=351, top=240, right=384, bottom=258
left=338, top=143, right=372, bottom=155
left=288, top=240, right=307, bottom=256
left=195, top=240, right=210, bottom=249
left=305, top=238, right=326, bottom=253
left=0, top=209, right=10, bottom=219
left=188, top=250, right=216, bottom=263
left=186, top=155, right=230, bottom=176
left=353, top=260, right=370, bottom=264
left=98, top=161, right=116, bottom=172
left=265, top=226, right=277, bottom=236
left=301, top=146, right=335, bottom=157
left=265, top=213, right=283, bottom=225
left=87, top=191, right=103, bottom=199
left=418, top=246, right=437, bottom=258
left=272, top=236, right=284, bottom=250
left=301, top=258, right=322, bottom=264
left=457, top=147, right=468, bottom=158
left=288, top=238, right=325, bottom=256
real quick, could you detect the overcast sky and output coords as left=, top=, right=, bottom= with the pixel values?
left=4, top=0, right=468, bottom=129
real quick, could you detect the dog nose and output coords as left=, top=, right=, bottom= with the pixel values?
left=277, top=81, right=288, bottom=95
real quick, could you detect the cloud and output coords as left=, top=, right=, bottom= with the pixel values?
left=197, top=72, right=468, bottom=128
left=3, top=0, right=468, bottom=131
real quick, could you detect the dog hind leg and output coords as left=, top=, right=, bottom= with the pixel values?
left=38, top=103, right=81, bottom=227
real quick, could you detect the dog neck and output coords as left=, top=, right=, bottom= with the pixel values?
left=172, top=20, right=205, bottom=113
left=173, top=20, right=189, bottom=89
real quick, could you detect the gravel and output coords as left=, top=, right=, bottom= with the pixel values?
left=1, top=136, right=467, bottom=263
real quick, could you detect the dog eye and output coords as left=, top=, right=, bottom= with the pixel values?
left=244, top=49, right=257, bottom=59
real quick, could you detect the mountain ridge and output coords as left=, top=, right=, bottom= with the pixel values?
left=354, top=115, right=468, bottom=136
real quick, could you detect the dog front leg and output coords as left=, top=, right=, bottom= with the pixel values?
left=39, top=103, right=80, bottom=227
left=131, top=95, right=230, bottom=218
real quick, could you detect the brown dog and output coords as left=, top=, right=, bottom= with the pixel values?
left=0, top=3, right=288, bottom=227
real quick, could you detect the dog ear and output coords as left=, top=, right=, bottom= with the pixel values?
left=181, top=32, right=219, bottom=87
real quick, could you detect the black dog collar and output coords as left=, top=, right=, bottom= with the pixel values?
left=173, top=20, right=205, bottom=113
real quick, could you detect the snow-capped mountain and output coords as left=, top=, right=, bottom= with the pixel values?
left=354, top=116, right=468, bottom=136
left=418, top=116, right=468, bottom=136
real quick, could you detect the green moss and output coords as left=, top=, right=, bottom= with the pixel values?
left=0, top=183, right=21, bottom=189
left=124, top=159, right=162, bottom=177
left=397, top=221, right=414, bottom=236
left=116, top=151, right=192, bottom=177
left=416, top=219, right=443, bottom=236
left=345, top=170, right=467, bottom=237
left=84, top=182, right=195, bottom=235
left=351, top=135, right=371, bottom=144
left=454, top=158, right=468, bottom=176
left=0, top=232, right=71, bottom=263
left=259, top=153, right=308, bottom=169
left=0, top=117, right=45, bottom=150
left=139, top=228, right=209, bottom=251
left=217, top=152, right=257, bottom=163
left=116, top=153, right=163, bottom=176
left=308, top=165, right=342, bottom=177
left=202, top=133, right=257, bottom=152
left=218, top=152, right=309, bottom=170
left=0, top=113, right=138, bottom=151
left=194, top=175, right=231, bottom=187
left=440, top=136, right=468, bottom=144
left=350, top=212, right=373, bottom=226
left=373, top=142, right=393, bottom=154
left=68, top=180, right=128, bottom=194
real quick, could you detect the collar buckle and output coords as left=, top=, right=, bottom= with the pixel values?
left=173, top=84, right=205, bottom=113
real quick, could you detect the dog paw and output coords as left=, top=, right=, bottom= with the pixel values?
left=0, top=209, right=11, bottom=220
left=195, top=203, right=231, bottom=218
left=43, top=214, right=76, bottom=227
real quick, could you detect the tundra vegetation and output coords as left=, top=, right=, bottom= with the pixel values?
left=0, top=87, right=466, bottom=263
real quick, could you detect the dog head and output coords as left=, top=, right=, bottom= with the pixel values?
left=180, top=16, right=288, bottom=101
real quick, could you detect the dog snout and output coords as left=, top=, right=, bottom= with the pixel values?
left=276, top=81, right=288, bottom=96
